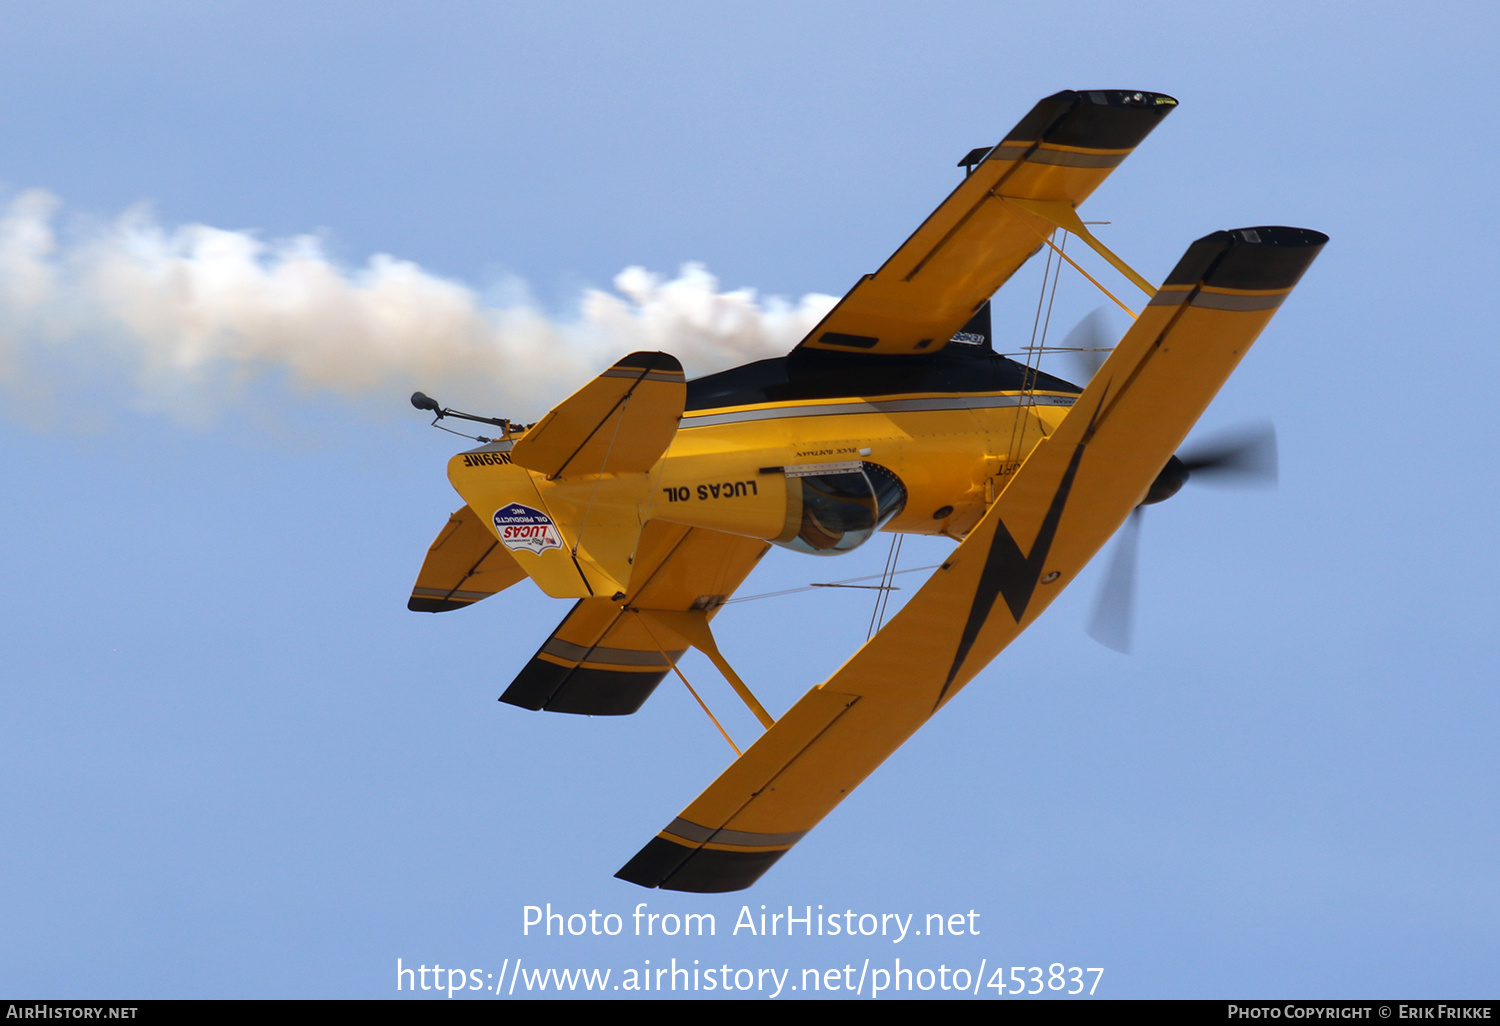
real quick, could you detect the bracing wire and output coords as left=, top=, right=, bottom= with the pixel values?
left=1004, top=231, right=1064, bottom=466
left=571, top=391, right=632, bottom=559
left=430, top=420, right=496, bottom=443
left=866, top=534, right=905, bottom=640
left=725, top=563, right=942, bottom=605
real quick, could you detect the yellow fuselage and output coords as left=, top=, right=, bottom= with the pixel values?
left=447, top=388, right=1079, bottom=600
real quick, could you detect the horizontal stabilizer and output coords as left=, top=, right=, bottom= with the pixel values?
left=500, top=523, right=770, bottom=715
left=408, top=505, right=526, bottom=612
left=501, top=597, right=682, bottom=715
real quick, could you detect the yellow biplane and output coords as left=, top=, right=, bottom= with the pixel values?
left=408, top=90, right=1325, bottom=892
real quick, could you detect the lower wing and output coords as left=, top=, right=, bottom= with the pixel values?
left=618, top=225, right=1327, bottom=891
left=407, top=505, right=527, bottom=612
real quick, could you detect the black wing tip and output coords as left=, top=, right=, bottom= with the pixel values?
left=1196, top=226, right=1330, bottom=248
left=1068, top=88, right=1179, bottom=108
left=539, top=667, right=666, bottom=715
left=615, top=836, right=693, bottom=889
left=1164, top=226, right=1329, bottom=292
left=615, top=836, right=788, bottom=893
left=501, top=659, right=666, bottom=715
left=407, top=596, right=471, bottom=613
left=1005, top=89, right=1178, bottom=150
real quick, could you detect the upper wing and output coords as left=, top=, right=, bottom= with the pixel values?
left=798, top=89, right=1176, bottom=356
left=500, top=521, right=770, bottom=715
left=619, top=225, right=1327, bottom=891
left=509, top=351, right=685, bottom=479
left=408, top=504, right=527, bottom=612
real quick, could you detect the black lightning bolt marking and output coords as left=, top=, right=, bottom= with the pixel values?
left=935, top=390, right=1108, bottom=708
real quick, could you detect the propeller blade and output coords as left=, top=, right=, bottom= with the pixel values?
left=1180, top=422, right=1278, bottom=487
left=1088, top=425, right=1275, bottom=652
left=1060, top=307, right=1115, bottom=383
left=1087, top=506, right=1142, bottom=654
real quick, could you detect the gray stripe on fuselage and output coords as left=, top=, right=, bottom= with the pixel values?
left=681, top=393, right=1078, bottom=429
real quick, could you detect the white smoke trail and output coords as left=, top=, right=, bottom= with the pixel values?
left=0, top=189, right=838, bottom=424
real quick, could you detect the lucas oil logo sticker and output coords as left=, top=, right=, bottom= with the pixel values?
left=493, top=503, right=563, bottom=555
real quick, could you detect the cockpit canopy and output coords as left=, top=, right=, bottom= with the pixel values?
left=775, top=462, right=907, bottom=555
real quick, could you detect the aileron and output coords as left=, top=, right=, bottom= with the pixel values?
left=500, top=523, right=770, bottom=716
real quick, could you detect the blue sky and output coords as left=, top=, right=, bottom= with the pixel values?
left=2, top=1, right=1497, bottom=999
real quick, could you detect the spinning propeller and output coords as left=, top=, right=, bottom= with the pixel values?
left=1084, top=423, right=1278, bottom=653
left=1060, top=306, right=1115, bottom=383
left=1055, top=310, right=1279, bottom=653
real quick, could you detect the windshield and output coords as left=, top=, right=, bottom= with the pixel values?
left=776, top=462, right=907, bottom=555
